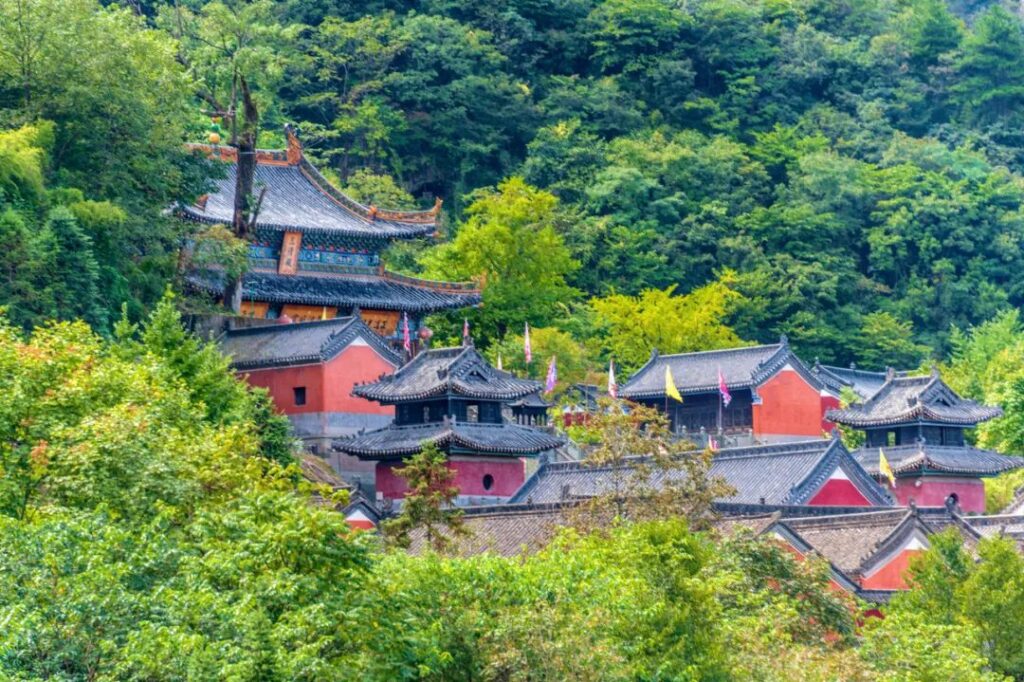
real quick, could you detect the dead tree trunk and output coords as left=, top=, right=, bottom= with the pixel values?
left=224, top=76, right=259, bottom=314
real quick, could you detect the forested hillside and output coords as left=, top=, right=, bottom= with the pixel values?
left=3, top=0, right=1024, bottom=370
left=8, top=2, right=1024, bottom=678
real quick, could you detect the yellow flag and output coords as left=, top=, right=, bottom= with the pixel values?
left=665, top=366, right=683, bottom=403
left=321, top=306, right=328, bottom=320
left=879, top=448, right=896, bottom=488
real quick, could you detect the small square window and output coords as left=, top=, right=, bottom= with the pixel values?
left=293, top=386, right=307, bottom=406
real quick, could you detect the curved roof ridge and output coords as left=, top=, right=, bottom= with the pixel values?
left=652, top=343, right=779, bottom=360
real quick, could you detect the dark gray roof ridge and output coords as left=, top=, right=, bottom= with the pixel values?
left=220, top=315, right=401, bottom=369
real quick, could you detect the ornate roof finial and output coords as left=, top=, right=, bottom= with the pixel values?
left=779, top=333, right=788, bottom=346
left=885, top=366, right=896, bottom=381
left=284, top=124, right=302, bottom=165
left=930, top=363, right=940, bottom=377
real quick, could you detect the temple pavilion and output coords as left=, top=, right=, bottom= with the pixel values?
left=181, top=125, right=480, bottom=351
left=334, top=342, right=565, bottom=504
left=826, top=369, right=1023, bottom=513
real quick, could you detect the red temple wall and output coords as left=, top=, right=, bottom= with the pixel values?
left=752, top=368, right=829, bottom=438
left=890, top=477, right=986, bottom=513
left=237, top=342, right=396, bottom=417
left=860, top=549, right=925, bottom=591
left=242, top=363, right=325, bottom=414
left=808, top=478, right=873, bottom=507
left=376, top=458, right=526, bottom=499
left=322, top=344, right=396, bottom=416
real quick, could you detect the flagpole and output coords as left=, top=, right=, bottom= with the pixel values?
left=717, top=395, right=722, bottom=436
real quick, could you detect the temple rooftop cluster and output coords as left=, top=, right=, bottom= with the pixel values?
left=184, top=127, right=1024, bottom=601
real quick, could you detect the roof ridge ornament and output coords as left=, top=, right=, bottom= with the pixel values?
left=284, top=124, right=302, bottom=165
left=779, top=333, right=788, bottom=346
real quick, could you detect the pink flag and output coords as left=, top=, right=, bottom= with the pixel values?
left=545, top=356, right=557, bottom=393
left=608, top=359, right=618, bottom=399
left=524, top=322, right=532, bottom=363
left=718, top=367, right=731, bottom=408
left=463, top=318, right=469, bottom=341
left=710, top=437, right=719, bottom=451
left=402, top=312, right=411, bottom=353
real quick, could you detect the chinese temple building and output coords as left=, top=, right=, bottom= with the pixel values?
left=219, top=316, right=401, bottom=482
left=763, top=507, right=980, bottom=596
left=812, top=363, right=907, bottom=401
left=619, top=339, right=838, bottom=445
left=334, top=344, right=565, bottom=504
left=826, top=370, right=1023, bottom=513
left=509, top=438, right=893, bottom=508
left=182, top=126, right=480, bottom=351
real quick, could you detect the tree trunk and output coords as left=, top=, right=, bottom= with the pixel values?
left=224, top=76, right=259, bottom=315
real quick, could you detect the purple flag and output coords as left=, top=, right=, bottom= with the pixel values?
left=402, top=312, right=411, bottom=353
left=545, top=356, right=557, bottom=393
left=524, top=322, right=532, bottom=363
left=718, top=367, right=731, bottom=408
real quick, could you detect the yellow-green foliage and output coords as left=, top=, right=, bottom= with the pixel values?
left=0, top=123, right=51, bottom=202
left=590, top=273, right=748, bottom=373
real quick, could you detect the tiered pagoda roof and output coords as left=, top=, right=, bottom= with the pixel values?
left=509, top=439, right=892, bottom=507
left=826, top=372, right=1002, bottom=428
left=219, top=316, right=400, bottom=370
left=353, top=346, right=541, bottom=404
left=182, top=126, right=481, bottom=315
left=620, top=338, right=822, bottom=400
left=336, top=344, right=565, bottom=461
left=335, top=420, right=564, bottom=459
left=853, top=443, right=1022, bottom=478
left=183, top=128, right=439, bottom=239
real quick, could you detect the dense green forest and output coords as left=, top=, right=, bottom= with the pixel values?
left=7, top=1, right=1024, bottom=677
left=4, top=0, right=1024, bottom=370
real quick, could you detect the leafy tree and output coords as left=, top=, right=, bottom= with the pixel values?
left=569, top=399, right=734, bottom=531
left=589, top=277, right=747, bottom=373
left=860, top=611, right=1007, bottom=682
left=382, top=441, right=466, bottom=552
left=853, top=311, right=929, bottom=370
left=33, top=207, right=106, bottom=330
left=953, top=6, right=1024, bottom=128
left=421, top=177, right=579, bottom=344
left=488, top=325, right=592, bottom=386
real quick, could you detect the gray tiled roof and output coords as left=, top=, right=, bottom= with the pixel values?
left=961, top=514, right=1024, bottom=541
left=188, top=268, right=481, bottom=313
left=509, top=439, right=892, bottom=507
left=813, top=364, right=897, bottom=400
left=354, top=346, right=541, bottom=403
left=774, top=509, right=915, bottom=573
left=219, top=316, right=400, bottom=370
left=180, top=158, right=436, bottom=239
left=853, top=444, right=1023, bottom=477
left=333, top=420, right=565, bottom=459
left=620, top=341, right=821, bottom=399
left=509, top=391, right=552, bottom=409
left=408, top=503, right=571, bottom=557
left=772, top=507, right=974, bottom=576
left=826, top=373, right=1002, bottom=427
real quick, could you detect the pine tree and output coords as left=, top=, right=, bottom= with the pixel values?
left=953, top=6, right=1024, bottom=126
left=382, top=442, right=467, bottom=552
left=34, top=206, right=105, bottom=330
